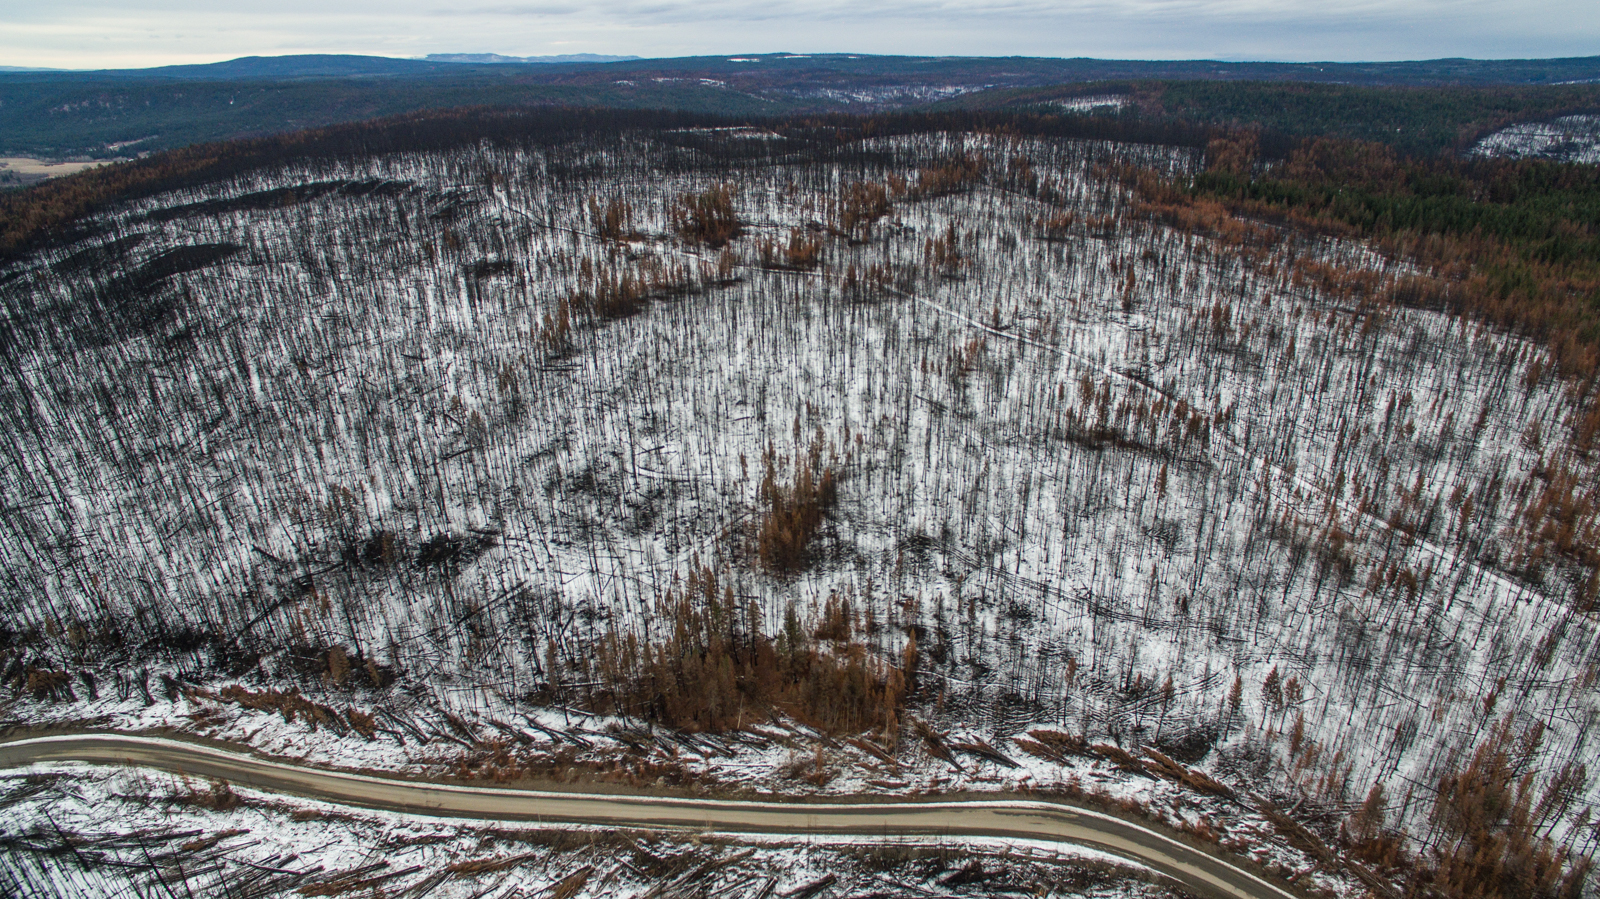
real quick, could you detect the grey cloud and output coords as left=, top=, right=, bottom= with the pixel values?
left=436, top=4, right=581, bottom=15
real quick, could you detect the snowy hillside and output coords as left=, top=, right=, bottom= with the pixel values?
left=1, top=123, right=1595, bottom=897
left=1473, top=114, right=1600, bottom=163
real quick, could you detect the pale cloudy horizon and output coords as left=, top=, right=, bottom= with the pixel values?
left=1, top=0, right=1596, bottom=71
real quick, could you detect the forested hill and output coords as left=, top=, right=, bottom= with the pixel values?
left=5, top=52, right=1600, bottom=159
left=22, top=52, right=1600, bottom=85
left=946, top=81, right=1600, bottom=158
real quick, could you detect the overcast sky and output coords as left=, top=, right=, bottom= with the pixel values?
left=3, top=0, right=1597, bottom=70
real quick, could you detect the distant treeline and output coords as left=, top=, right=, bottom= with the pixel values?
left=0, top=75, right=810, bottom=161
left=1151, top=81, right=1600, bottom=157
left=956, top=81, right=1600, bottom=158
left=7, top=57, right=1600, bottom=162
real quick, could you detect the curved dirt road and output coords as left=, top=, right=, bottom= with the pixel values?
left=1, top=733, right=1298, bottom=899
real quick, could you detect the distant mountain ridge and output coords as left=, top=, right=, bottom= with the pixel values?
left=423, top=53, right=640, bottom=65
left=21, top=55, right=475, bottom=80
left=4, top=52, right=1600, bottom=159
left=11, top=52, right=1600, bottom=84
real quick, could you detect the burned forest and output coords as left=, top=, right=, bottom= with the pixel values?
left=1, top=110, right=1597, bottom=899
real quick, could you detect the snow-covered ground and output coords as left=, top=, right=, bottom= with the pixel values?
left=1471, top=114, right=1600, bottom=163
left=779, top=84, right=992, bottom=106
left=0, top=127, right=1596, bottom=893
left=1050, top=96, right=1129, bottom=113
left=2, top=760, right=1199, bottom=898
